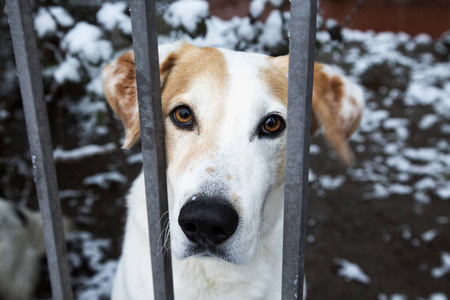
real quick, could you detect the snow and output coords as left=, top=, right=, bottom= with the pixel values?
left=54, top=57, right=81, bottom=84
left=414, top=177, right=436, bottom=190
left=68, top=232, right=117, bottom=299
left=126, top=153, right=143, bottom=165
left=80, top=39, right=113, bottom=65
left=62, top=22, right=102, bottom=53
left=269, top=0, right=284, bottom=7
left=419, top=114, right=440, bottom=130
left=34, top=8, right=57, bottom=37
left=164, top=0, right=209, bottom=34
left=54, top=143, right=116, bottom=162
left=429, top=293, right=448, bottom=300
left=389, top=184, right=412, bottom=195
left=310, top=144, right=321, bottom=155
left=334, top=258, right=371, bottom=284
left=431, top=252, right=450, bottom=278
left=83, top=172, right=127, bottom=189
left=51, top=6, right=74, bottom=27
left=260, top=10, right=285, bottom=49
left=326, top=18, right=339, bottom=29
left=87, top=75, right=106, bottom=97
left=61, top=22, right=112, bottom=65
left=96, top=2, right=132, bottom=35
left=436, top=217, right=450, bottom=224
left=236, top=17, right=258, bottom=42
left=436, top=186, right=450, bottom=200
left=319, top=175, right=345, bottom=190
left=34, top=6, right=74, bottom=38
left=414, top=33, right=432, bottom=44
left=421, top=229, right=438, bottom=243
left=249, top=0, right=267, bottom=19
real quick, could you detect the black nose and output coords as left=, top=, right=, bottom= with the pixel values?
left=178, top=198, right=239, bottom=247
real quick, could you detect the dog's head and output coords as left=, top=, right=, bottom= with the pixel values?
left=103, top=42, right=363, bottom=264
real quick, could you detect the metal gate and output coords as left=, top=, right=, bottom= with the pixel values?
left=6, top=0, right=317, bottom=298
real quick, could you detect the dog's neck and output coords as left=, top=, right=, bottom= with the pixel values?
left=171, top=212, right=284, bottom=300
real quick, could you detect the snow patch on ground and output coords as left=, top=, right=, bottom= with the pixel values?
left=83, top=172, right=127, bottom=189
left=54, top=143, right=116, bottom=162
left=68, top=232, right=117, bottom=300
left=334, top=258, right=371, bottom=284
left=431, top=252, right=450, bottom=278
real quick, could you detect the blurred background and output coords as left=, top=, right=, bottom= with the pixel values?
left=0, top=0, right=449, bottom=299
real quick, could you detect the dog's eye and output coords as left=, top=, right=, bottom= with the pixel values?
left=171, top=105, right=194, bottom=129
left=259, top=115, right=285, bottom=137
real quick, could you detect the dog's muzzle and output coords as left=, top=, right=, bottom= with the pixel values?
left=178, top=197, right=239, bottom=248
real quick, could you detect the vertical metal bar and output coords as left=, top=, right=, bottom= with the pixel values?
left=282, top=0, right=317, bottom=298
left=128, top=0, right=174, bottom=299
left=6, top=0, right=73, bottom=299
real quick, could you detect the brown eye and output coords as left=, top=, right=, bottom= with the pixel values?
left=171, top=105, right=194, bottom=129
left=263, top=115, right=282, bottom=133
left=258, top=114, right=285, bottom=138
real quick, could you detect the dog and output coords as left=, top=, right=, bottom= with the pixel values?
left=103, top=41, right=364, bottom=300
left=0, top=198, right=72, bottom=300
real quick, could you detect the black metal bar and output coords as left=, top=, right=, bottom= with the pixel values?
left=6, top=0, right=73, bottom=299
left=282, top=0, right=317, bottom=298
left=128, top=0, right=174, bottom=299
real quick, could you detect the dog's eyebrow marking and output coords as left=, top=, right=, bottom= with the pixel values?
left=259, top=61, right=288, bottom=106
left=163, top=45, right=229, bottom=176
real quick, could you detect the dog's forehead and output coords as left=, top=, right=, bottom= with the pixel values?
left=162, top=45, right=287, bottom=113
left=170, top=46, right=287, bottom=120
left=219, top=47, right=287, bottom=108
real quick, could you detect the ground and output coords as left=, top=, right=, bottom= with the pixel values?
left=1, top=1, right=450, bottom=299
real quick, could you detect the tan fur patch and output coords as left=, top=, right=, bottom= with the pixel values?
left=259, top=66, right=288, bottom=105
left=270, top=55, right=360, bottom=165
left=161, top=45, right=229, bottom=175
left=103, top=50, right=140, bottom=148
left=312, top=64, right=355, bottom=164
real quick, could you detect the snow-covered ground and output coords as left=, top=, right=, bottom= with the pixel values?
left=1, top=0, right=449, bottom=299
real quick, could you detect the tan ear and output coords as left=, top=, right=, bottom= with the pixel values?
left=102, top=42, right=187, bottom=148
left=272, top=56, right=364, bottom=165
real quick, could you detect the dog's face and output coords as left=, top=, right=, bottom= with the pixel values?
left=103, top=42, right=363, bottom=265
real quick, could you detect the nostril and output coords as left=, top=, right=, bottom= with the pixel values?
left=184, top=223, right=197, bottom=233
left=211, top=225, right=225, bottom=236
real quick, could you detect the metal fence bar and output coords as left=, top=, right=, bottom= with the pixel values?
left=128, top=0, right=174, bottom=299
left=282, top=0, right=317, bottom=298
left=6, top=0, right=74, bottom=299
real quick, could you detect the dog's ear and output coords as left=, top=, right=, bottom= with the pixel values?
left=103, top=43, right=185, bottom=148
left=272, top=56, right=364, bottom=165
